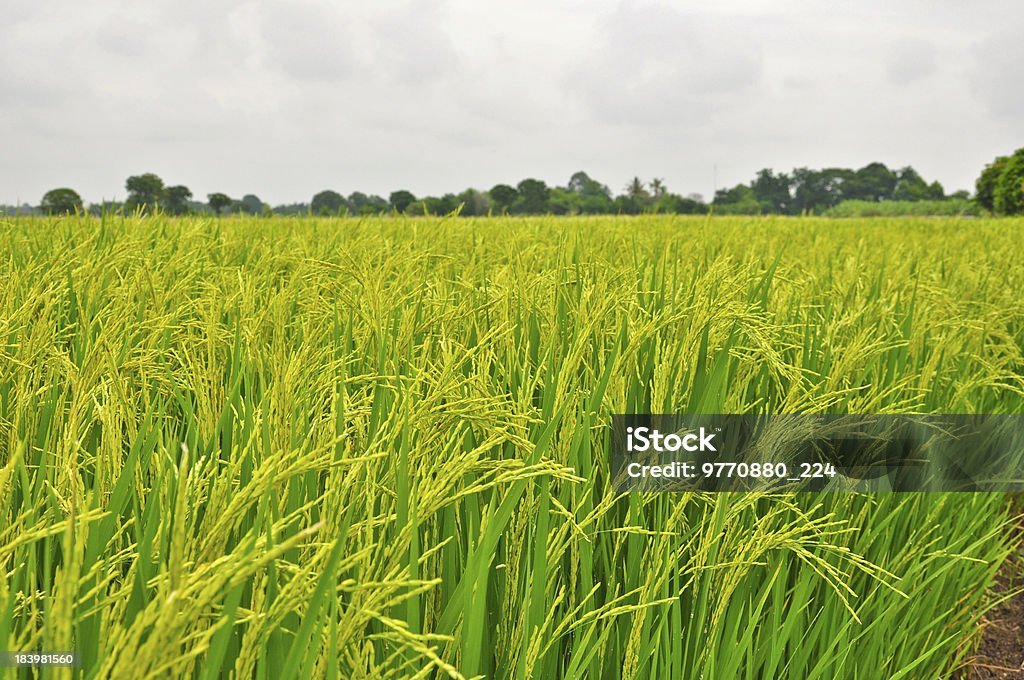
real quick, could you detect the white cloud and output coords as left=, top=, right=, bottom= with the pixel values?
left=261, top=2, right=357, bottom=82
left=567, top=4, right=764, bottom=128
left=886, top=40, right=938, bottom=85
left=971, top=29, right=1024, bottom=121
left=0, top=0, right=1019, bottom=205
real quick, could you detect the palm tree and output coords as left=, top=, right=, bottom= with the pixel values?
left=625, top=177, right=649, bottom=200
left=649, top=178, right=666, bottom=199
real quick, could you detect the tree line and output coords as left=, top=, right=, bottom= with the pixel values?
left=30, top=171, right=707, bottom=218
left=708, top=150, right=1023, bottom=216
left=713, top=163, right=954, bottom=214
left=13, top=147, right=1024, bottom=217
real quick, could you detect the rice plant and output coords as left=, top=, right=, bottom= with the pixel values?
left=1, top=214, right=1022, bottom=678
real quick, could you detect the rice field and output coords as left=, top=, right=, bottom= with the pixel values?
left=1, top=214, right=1023, bottom=679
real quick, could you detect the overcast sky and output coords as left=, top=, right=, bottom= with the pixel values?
left=1, top=0, right=1021, bottom=205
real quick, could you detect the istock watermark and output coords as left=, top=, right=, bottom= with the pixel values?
left=611, top=414, right=1024, bottom=492
left=625, top=426, right=718, bottom=452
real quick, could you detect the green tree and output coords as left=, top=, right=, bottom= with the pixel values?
left=125, top=173, right=166, bottom=214
left=752, top=169, right=792, bottom=213
left=208, top=192, right=233, bottom=216
left=429, top=194, right=460, bottom=215
left=488, top=184, right=518, bottom=214
left=624, top=177, right=650, bottom=204
left=40, top=188, right=83, bottom=215
left=270, top=203, right=310, bottom=215
left=567, top=171, right=613, bottom=213
left=547, top=187, right=578, bottom=215
left=515, top=179, right=550, bottom=213
left=404, top=199, right=430, bottom=215
left=163, top=185, right=193, bottom=215
left=567, top=171, right=597, bottom=194
left=844, top=163, right=897, bottom=202
left=359, top=195, right=389, bottom=215
left=892, top=167, right=930, bottom=201
left=791, top=168, right=846, bottom=213
left=612, top=194, right=643, bottom=214
left=389, top=190, right=416, bottom=213
left=456, top=188, right=491, bottom=216
left=976, top=156, right=1008, bottom=212
left=87, top=200, right=123, bottom=216
left=649, top=178, right=666, bottom=199
left=311, top=190, right=346, bottom=215
left=713, top=184, right=761, bottom=214
left=992, top=148, right=1024, bottom=215
left=239, top=194, right=263, bottom=215
left=654, top=193, right=705, bottom=214
left=347, top=192, right=369, bottom=213
left=406, top=195, right=458, bottom=216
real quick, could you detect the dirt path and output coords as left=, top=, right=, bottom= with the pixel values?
left=966, top=577, right=1024, bottom=678
left=964, top=509, right=1023, bottom=679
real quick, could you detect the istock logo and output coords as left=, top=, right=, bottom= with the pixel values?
left=625, top=426, right=717, bottom=453
left=615, top=414, right=1024, bottom=493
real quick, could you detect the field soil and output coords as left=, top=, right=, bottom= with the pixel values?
left=966, top=507, right=1024, bottom=679
left=967, top=567, right=1024, bottom=677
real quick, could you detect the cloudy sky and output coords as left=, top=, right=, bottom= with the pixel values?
left=1, top=0, right=1020, bottom=205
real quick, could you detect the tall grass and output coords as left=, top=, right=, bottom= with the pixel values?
left=824, top=198, right=982, bottom=217
left=1, top=214, right=1022, bottom=678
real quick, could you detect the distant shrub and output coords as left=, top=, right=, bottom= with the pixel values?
left=823, top=199, right=983, bottom=217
